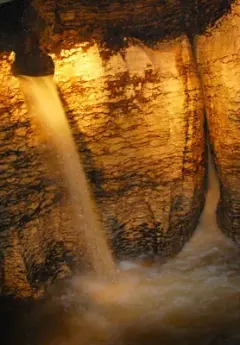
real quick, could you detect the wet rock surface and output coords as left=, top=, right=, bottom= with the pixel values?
left=195, top=0, right=240, bottom=243
left=0, top=0, right=239, bottom=298
left=0, top=35, right=206, bottom=296
left=52, top=37, right=205, bottom=258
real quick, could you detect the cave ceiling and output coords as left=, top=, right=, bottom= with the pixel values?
left=0, top=0, right=235, bottom=53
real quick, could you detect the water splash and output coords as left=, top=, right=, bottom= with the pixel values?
left=17, top=76, right=240, bottom=344
left=19, top=75, right=116, bottom=277
left=14, top=143, right=240, bottom=345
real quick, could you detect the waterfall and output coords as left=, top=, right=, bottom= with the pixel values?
left=6, top=86, right=240, bottom=342
left=18, top=75, right=116, bottom=277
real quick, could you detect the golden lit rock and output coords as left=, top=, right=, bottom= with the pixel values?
left=0, top=33, right=206, bottom=296
left=50, top=36, right=206, bottom=258
left=195, top=0, right=240, bottom=243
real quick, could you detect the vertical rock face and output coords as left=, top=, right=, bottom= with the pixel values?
left=53, top=36, right=205, bottom=258
left=0, top=54, right=83, bottom=297
left=0, top=35, right=206, bottom=297
left=195, top=0, right=240, bottom=243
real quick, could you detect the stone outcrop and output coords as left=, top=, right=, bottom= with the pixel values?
left=0, top=54, right=79, bottom=297
left=53, top=36, right=206, bottom=258
left=1, top=0, right=238, bottom=298
left=195, top=0, right=240, bottom=243
left=0, top=35, right=206, bottom=297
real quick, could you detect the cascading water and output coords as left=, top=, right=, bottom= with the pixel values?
left=18, top=75, right=116, bottom=277
left=13, top=77, right=240, bottom=345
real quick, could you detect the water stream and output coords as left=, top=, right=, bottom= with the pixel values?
left=19, top=76, right=116, bottom=277
left=14, top=77, right=240, bottom=345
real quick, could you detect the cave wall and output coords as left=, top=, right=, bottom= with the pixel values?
left=0, top=34, right=206, bottom=296
left=195, top=0, right=240, bottom=242
left=27, top=0, right=233, bottom=48
left=51, top=36, right=206, bottom=257
left=0, top=0, right=239, bottom=298
left=0, top=53, right=83, bottom=297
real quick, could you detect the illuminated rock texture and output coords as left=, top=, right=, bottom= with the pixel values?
left=1, top=0, right=237, bottom=298
left=195, top=0, right=240, bottom=243
left=53, top=36, right=205, bottom=257
left=0, top=36, right=205, bottom=296
left=27, top=0, right=232, bottom=48
left=0, top=54, right=78, bottom=297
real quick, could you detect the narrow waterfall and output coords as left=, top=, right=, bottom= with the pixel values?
left=18, top=76, right=116, bottom=277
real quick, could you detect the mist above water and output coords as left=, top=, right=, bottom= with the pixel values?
left=17, top=76, right=240, bottom=345
left=19, top=76, right=116, bottom=277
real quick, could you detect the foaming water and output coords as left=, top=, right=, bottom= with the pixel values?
left=14, top=148, right=240, bottom=345
left=19, top=76, right=115, bottom=276
left=17, top=76, right=239, bottom=344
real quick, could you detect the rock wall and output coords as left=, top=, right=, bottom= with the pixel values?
left=52, top=36, right=206, bottom=257
left=0, top=53, right=83, bottom=297
left=1, top=0, right=239, bottom=299
left=195, top=0, right=240, bottom=242
left=0, top=35, right=206, bottom=297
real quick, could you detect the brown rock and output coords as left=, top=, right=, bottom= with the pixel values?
left=0, top=34, right=206, bottom=296
left=195, top=0, right=240, bottom=243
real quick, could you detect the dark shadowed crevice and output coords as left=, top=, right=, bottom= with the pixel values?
left=181, top=0, right=232, bottom=40
left=0, top=0, right=27, bottom=51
